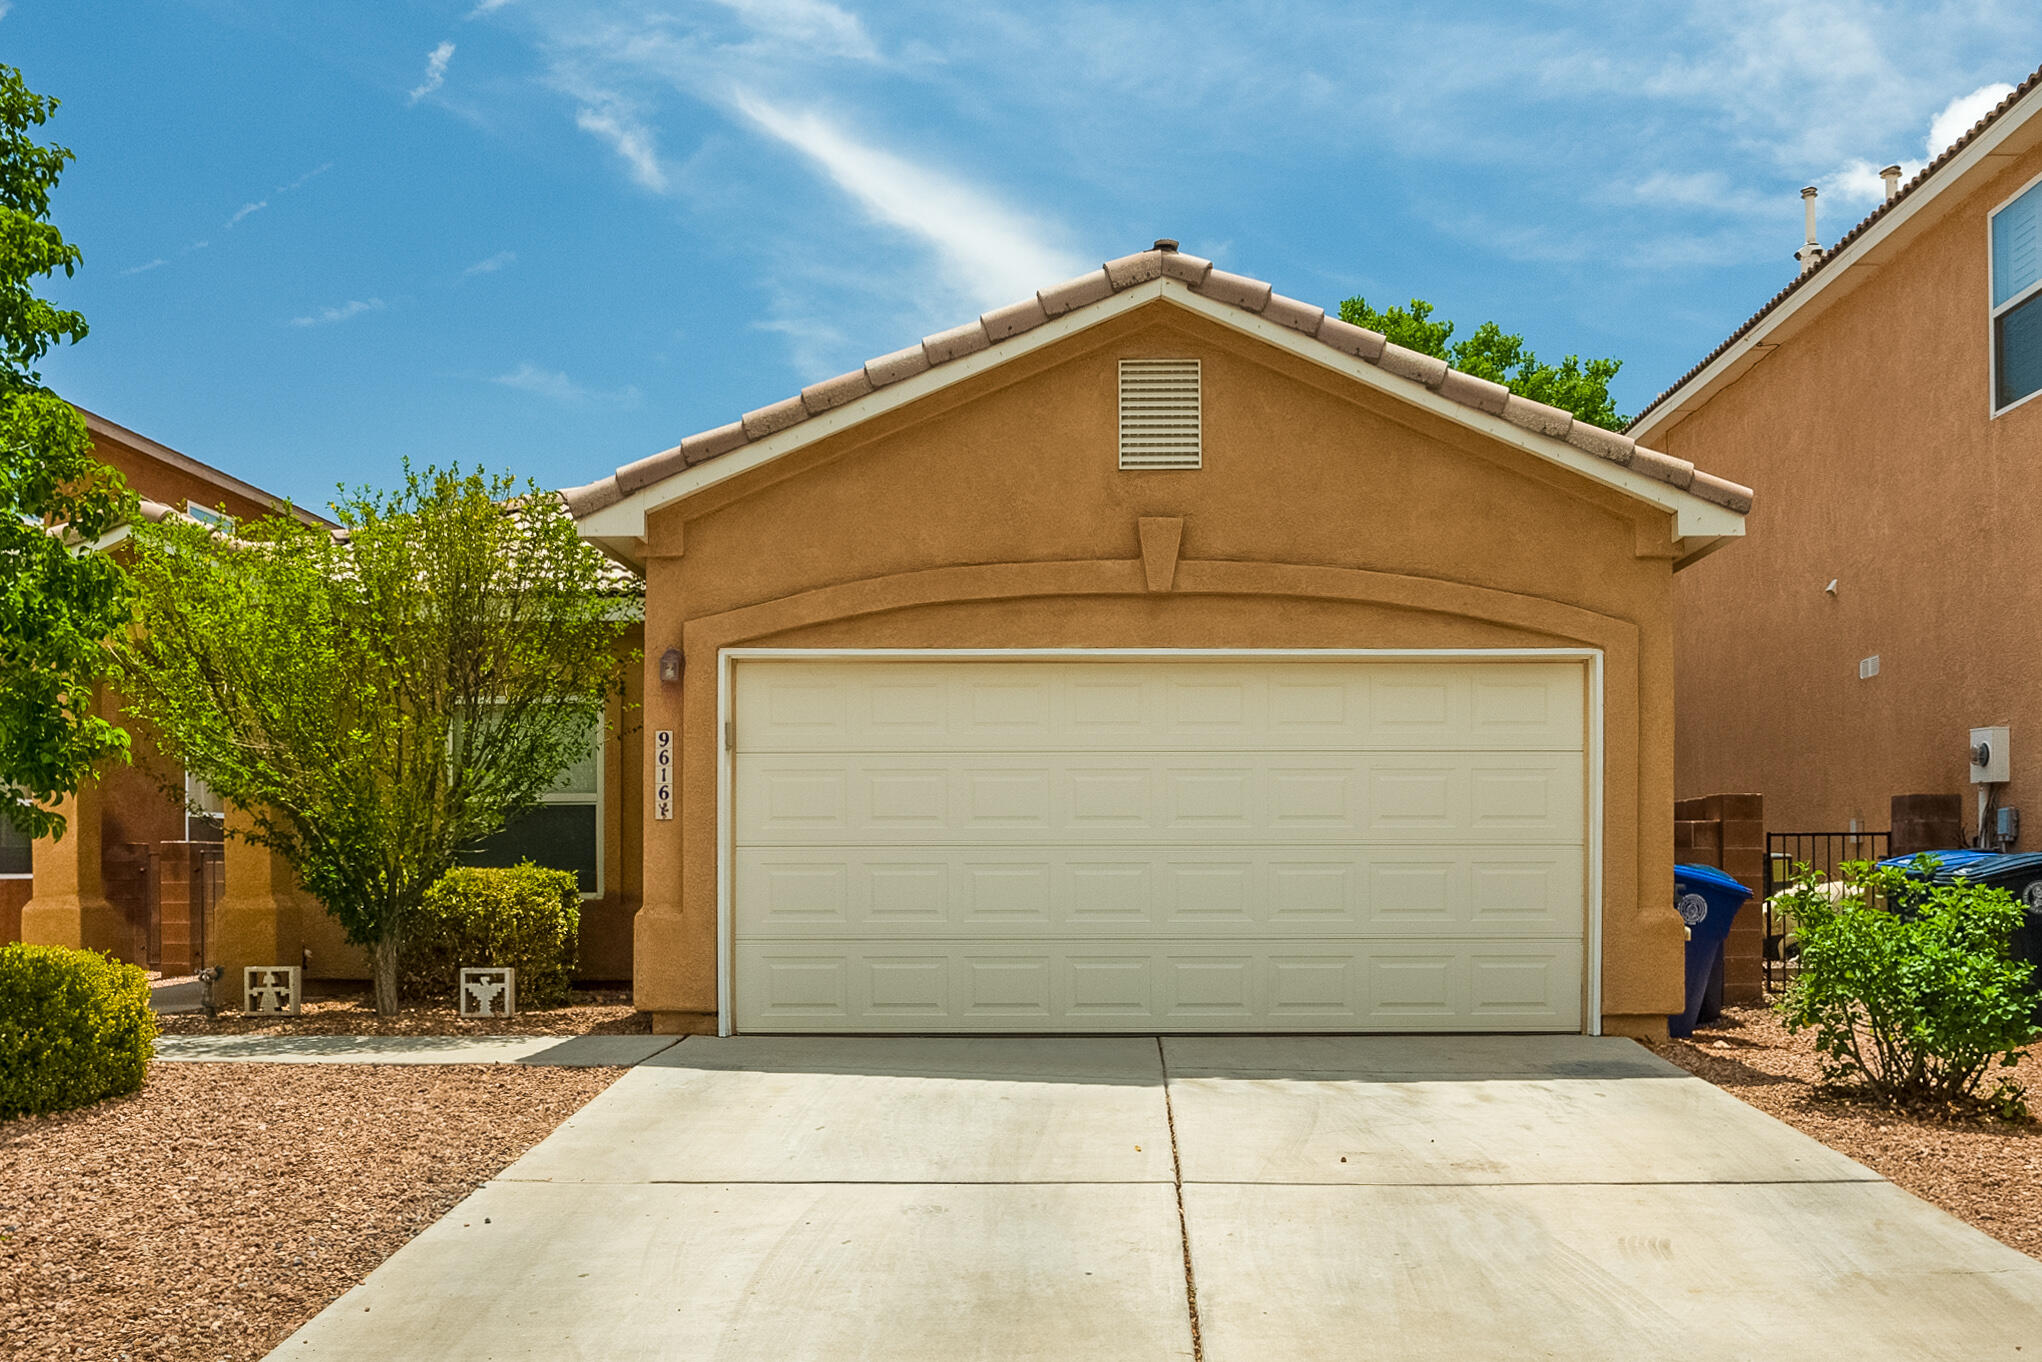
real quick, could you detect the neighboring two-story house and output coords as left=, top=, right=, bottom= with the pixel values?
left=1633, top=66, right=2042, bottom=855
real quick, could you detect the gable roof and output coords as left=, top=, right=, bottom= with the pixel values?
left=82, top=406, right=336, bottom=529
left=562, top=244, right=1751, bottom=565
left=1630, top=61, right=2042, bottom=440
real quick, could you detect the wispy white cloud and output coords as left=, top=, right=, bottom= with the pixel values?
left=705, top=0, right=879, bottom=61
left=408, top=41, right=456, bottom=105
left=290, top=298, right=386, bottom=328
left=462, top=249, right=517, bottom=277
left=467, top=0, right=516, bottom=15
left=277, top=161, right=333, bottom=194
left=731, top=89, right=1082, bottom=308
left=120, top=258, right=166, bottom=277
left=0, top=4, right=15, bottom=21
left=227, top=199, right=267, bottom=227
left=490, top=361, right=640, bottom=406
left=573, top=98, right=668, bottom=191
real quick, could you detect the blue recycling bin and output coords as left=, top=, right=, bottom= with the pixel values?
left=1878, top=850, right=2042, bottom=1022
left=1669, top=864, right=1754, bottom=1039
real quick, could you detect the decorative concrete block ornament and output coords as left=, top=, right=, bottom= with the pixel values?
left=459, top=967, right=516, bottom=1018
left=244, top=966, right=302, bottom=1015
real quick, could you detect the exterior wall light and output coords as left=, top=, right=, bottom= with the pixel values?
left=659, top=648, right=683, bottom=685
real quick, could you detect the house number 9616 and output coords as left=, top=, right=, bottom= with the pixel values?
left=654, top=730, right=674, bottom=821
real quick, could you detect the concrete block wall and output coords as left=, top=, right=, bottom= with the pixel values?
left=1675, top=792, right=1766, bottom=1004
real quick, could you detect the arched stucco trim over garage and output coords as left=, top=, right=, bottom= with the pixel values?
left=634, top=555, right=1674, bottom=1037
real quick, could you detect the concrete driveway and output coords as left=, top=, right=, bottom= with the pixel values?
left=271, top=1035, right=2042, bottom=1361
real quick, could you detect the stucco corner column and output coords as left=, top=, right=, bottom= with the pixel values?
left=210, top=808, right=310, bottom=995
left=635, top=541, right=715, bottom=1035
left=20, top=785, right=123, bottom=955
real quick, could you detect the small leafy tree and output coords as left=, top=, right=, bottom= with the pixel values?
left=1336, top=296, right=1627, bottom=430
left=1774, top=857, right=2040, bottom=1112
left=116, top=468, right=633, bottom=1014
left=0, top=64, right=134, bottom=840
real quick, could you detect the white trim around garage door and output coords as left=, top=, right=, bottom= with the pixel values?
left=715, top=647, right=1607, bottom=1037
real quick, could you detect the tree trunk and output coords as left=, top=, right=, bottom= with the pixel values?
left=372, top=933, right=401, bottom=1016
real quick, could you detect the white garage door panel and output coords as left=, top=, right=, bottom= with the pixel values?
left=736, top=847, right=1584, bottom=937
left=736, top=940, right=1582, bottom=1031
left=735, top=753, right=1584, bottom=845
left=731, top=658, right=1589, bottom=1034
left=738, top=660, right=1584, bottom=753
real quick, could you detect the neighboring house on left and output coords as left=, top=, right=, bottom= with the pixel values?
left=7, top=410, right=648, bottom=988
left=4, top=410, right=326, bottom=962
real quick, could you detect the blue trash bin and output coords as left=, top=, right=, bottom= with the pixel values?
left=1878, top=850, right=2042, bottom=1023
left=1669, top=864, right=1754, bottom=1039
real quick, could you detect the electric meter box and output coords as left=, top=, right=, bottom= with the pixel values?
left=1971, top=726, right=2011, bottom=784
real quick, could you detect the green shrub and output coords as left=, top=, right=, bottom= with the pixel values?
left=401, top=863, right=581, bottom=1006
left=0, top=943, right=157, bottom=1119
left=1774, top=857, right=2041, bottom=1110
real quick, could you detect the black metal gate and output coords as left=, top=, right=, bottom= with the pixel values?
left=1761, top=830, right=1890, bottom=990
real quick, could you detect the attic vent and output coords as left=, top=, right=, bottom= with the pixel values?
left=1118, top=358, right=1201, bottom=469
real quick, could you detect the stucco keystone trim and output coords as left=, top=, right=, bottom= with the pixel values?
left=1138, top=516, right=1185, bottom=591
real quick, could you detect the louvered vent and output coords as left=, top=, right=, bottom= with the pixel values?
left=1118, top=358, right=1201, bottom=469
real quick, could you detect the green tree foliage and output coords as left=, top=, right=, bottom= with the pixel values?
left=0, top=65, right=134, bottom=840
left=1773, top=857, right=2040, bottom=1113
left=117, top=468, right=633, bottom=1014
left=1336, top=296, right=1627, bottom=430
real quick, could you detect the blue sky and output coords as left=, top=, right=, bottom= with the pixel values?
left=10, top=1, right=2041, bottom=510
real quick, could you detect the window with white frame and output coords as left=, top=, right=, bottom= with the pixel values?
left=1992, top=177, right=2042, bottom=411
left=185, top=771, right=226, bottom=842
left=460, top=711, right=604, bottom=896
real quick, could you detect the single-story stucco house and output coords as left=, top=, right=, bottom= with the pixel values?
left=560, top=241, right=1752, bottom=1040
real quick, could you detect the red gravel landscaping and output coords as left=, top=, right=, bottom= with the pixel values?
left=0, top=1062, right=620, bottom=1362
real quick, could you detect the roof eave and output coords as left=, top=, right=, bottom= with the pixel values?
left=1631, top=75, right=2042, bottom=443
left=576, top=280, right=1747, bottom=560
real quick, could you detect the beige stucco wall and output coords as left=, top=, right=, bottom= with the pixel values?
left=629, top=301, right=1689, bottom=1035
left=1659, top=139, right=2042, bottom=838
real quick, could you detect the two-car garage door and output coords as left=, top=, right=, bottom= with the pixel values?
left=731, top=657, right=1590, bottom=1033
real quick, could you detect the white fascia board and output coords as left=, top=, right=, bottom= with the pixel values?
left=1157, top=290, right=1745, bottom=543
left=1631, top=92, right=2042, bottom=444
left=579, top=278, right=1743, bottom=547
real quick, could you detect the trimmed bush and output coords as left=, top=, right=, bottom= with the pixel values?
left=401, top=863, right=581, bottom=1006
left=0, top=943, right=157, bottom=1119
left=1775, top=857, right=2041, bottom=1111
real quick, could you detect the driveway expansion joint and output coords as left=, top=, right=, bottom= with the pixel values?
left=1157, top=1035, right=1205, bottom=1362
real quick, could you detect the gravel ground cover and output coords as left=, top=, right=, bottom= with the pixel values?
left=1655, top=1004, right=2042, bottom=1258
left=0, top=1062, right=621, bottom=1361
left=156, top=987, right=645, bottom=1037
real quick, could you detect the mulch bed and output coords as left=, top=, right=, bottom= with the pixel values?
left=1654, top=1004, right=2042, bottom=1258
left=0, top=1062, right=621, bottom=1362
left=156, top=987, right=647, bottom=1037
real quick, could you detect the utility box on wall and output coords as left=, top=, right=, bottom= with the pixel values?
left=1972, top=726, right=2012, bottom=784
